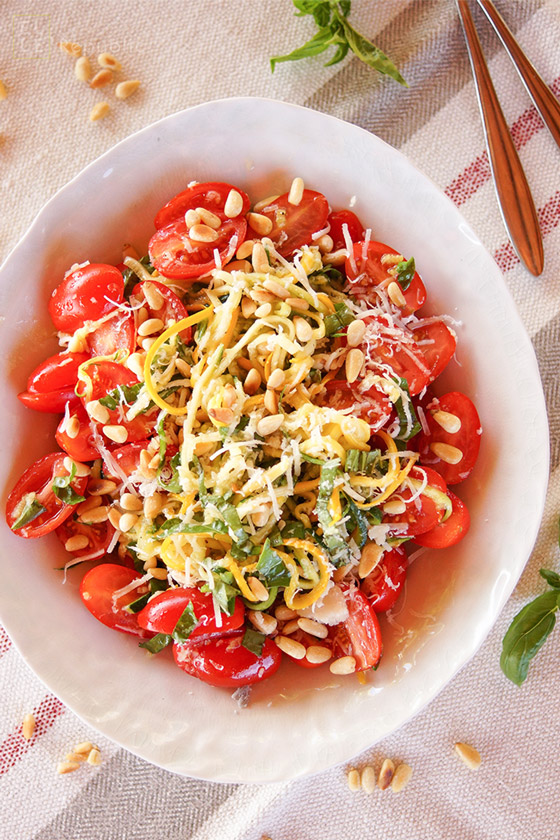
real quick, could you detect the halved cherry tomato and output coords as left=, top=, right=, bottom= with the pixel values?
left=256, top=189, right=329, bottom=257
left=173, top=632, right=282, bottom=687
left=319, top=379, right=392, bottom=431
left=409, top=465, right=448, bottom=494
left=6, top=452, right=88, bottom=538
left=154, top=182, right=250, bottom=230
left=360, top=546, right=408, bottom=612
left=80, top=362, right=156, bottom=443
left=49, top=264, right=125, bottom=332
left=346, top=241, right=426, bottom=314
left=361, top=315, right=431, bottom=396
left=332, top=588, right=382, bottom=671
left=327, top=209, right=364, bottom=251
left=381, top=485, right=440, bottom=537
left=410, top=320, right=456, bottom=385
left=137, top=587, right=245, bottom=640
left=149, top=216, right=246, bottom=280
left=56, top=514, right=114, bottom=560
left=414, top=490, right=470, bottom=548
left=130, top=280, right=191, bottom=342
left=18, top=387, right=80, bottom=414
left=86, top=309, right=136, bottom=357
left=56, top=404, right=100, bottom=461
left=103, top=440, right=148, bottom=480
left=415, top=391, right=482, bottom=484
left=18, top=351, right=90, bottom=413
left=80, top=564, right=153, bottom=638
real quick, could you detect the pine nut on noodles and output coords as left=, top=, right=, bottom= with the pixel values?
left=430, top=442, right=463, bottom=464
left=267, top=368, right=285, bottom=390
left=391, top=763, right=413, bottom=792
left=454, top=742, right=481, bottom=770
left=347, top=319, right=366, bottom=347
left=275, top=636, right=306, bottom=659
left=387, top=281, right=406, bottom=308
left=75, top=56, right=91, bottom=81
left=247, top=576, right=269, bottom=602
left=329, top=655, right=356, bottom=675
left=361, top=765, right=376, bottom=794
left=22, top=714, right=35, bottom=741
left=264, top=388, right=278, bottom=414
left=138, top=317, right=164, bottom=336
left=294, top=317, right=313, bottom=343
left=248, top=610, right=277, bottom=634
left=347, top=769, right=361, bottom=792
left=286, top=297, right=309, bottom=311
left=378, top=758, right=395, bottom=790
left=257, top=414, right=283, bottom=437
left=241, top=295, right=257, bottom=318
left=297, top=617, right=328, bottom=639
left=263, top=279, right=290, bottom=299
left=115, top=80, right=141, bottom=100
left=224, top=189, right=244, bottom=218
left=125, top=352, right=146, bottom=379
left=288, top=177, right=304, bottom=206
left=433, top=410, right=462, bottom=434
left=306, top=645, right=332, bottom=664
left=189, top=224, right=218, bottom=243
left=120, top=492, right=143, bottom=511
left=144, top=493, right=164, bottom=520
left=89, top=102, right=110, bottom=122
left=90, top=68, right=113, bottom=88
left=247, top=212, right=273, bottom=236
left=346, top=348, right=364, bottom=384
left=98, top=52, right=121, bottom=71
left=252, top=242, right=270, bottom=273
left=255, top=303, right=272, bottom=318
left=244, top=368, right=261, bottom=395
left=119, top=512, right=139, bottom=533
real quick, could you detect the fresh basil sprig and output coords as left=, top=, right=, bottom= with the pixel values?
left=500, top=568, right=560, bottom=685
left=270, top=0, right=406, bottom=87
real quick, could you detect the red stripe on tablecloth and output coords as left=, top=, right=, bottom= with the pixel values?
left=0, top=694, right=65, bottom=776
left=445, top=76, right=560, bottom=207
left=494, top=190, right=560, bottom=272
left=0, top=627, right=11, bottom=658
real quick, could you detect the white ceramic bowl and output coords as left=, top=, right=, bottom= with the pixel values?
left=0, top=98, right=548, bottom=783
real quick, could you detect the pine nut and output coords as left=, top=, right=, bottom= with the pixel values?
left=430, top=442, right=463, bottom=464
left=77, top=496, right=102, bottom=515
left=59, top=41, right=82, bottom=57
left=361, top=765, right=376, bottom=794
left=347, top=768, right=361, bottom=792
left=125, top=352, right=146, bottom=379
left=223, top=383, right=237, bottom=408
left=252, top=507, right=271, bottom=528
left=86, top=400, right=110, bottom=424
left=148, top=453, right=161, bottom=470
left=87, top=747, right=102, bottom=765
left=263, top=279, right=289, bottom=299
left=103, top=425, right=128, bottom=444
left=65, top=414, right=81, bottom=439
left=433, top=410, right=461, bottom=434
left=57, top=761, right=81, bottom=774
left=378, top=758, right=395, bottom=790
left=267, top=368, right=285, bottom=390
left=98, top=52, right=121, bottom=71
left=288, top=177, right=304, bottom=206
left=253, top=195, right=280, bottom=212
left=256, top=414, right=283, bottom=436
left=75, top=56, right=91, bottom=81
left=88, top=478, right=117, bottom=496
left=358, top=542, right=383, bottom=579
left=137, top=306, right=149, bottom=324
left=275, top=605, right=297, bottom=621
left=454, top=742, right=481, bottom=770
left=185, top=209, right=201, bottom=228
left=74, top=741, right=95, bottom=754
left=387, top=281, right=406, bottom=308
left=297, top=617, right=328, bottom=639
left=138, top=317, right=164, bottom=336
left=244, top=368, right=261, bottom=395
left=306, top=645, right=332, bottom=664
left=120, top=492, right=143, bottom=511
left=248, top=610, right=277, bottom=634
left=329, top=655, right=356, bottom=675
left=323, top=249, right=347, bottom=266
left=345, top=348, right=364, bottom=384
left=139, top=449, right=156, bottom=478
left=144, top=493, right=164, bottom=520
left=189, top=224, right=218, bottom=243
left=141, top=337, right=157, bottom=352
left=90, top=68, right=113, bottom=88
left=107, top=507, right=122, bottom=530
left=286, top=297, right=309, bottom=311
left=143, top=283, right=164, bottom=310
left=247, top=212, right=273, bottom=236
left=175, top=358, right=191, bottom=378
left=247, top=576, right=269, bottom=602
left=22, top=714, right=35, bottom=741
left=282, top=619, right=300, bottom=635
left=317, top=234, right=334, bottom=253
left=64, top=534, right=90, bottom=552
left=237, top=239, right=255, bottom=259
left=115, top=79, right=141, bottom=100
left=381, top=252, right=403, bottom=266
left=143, top=556, right=158, bottom=570
left=294, top=317, right=313, bottom=343
left=79, top=506, right=109, bottom=524
left=347, top=319, right=366, bottom=347
left=224, top=189, right=244, bottom=218
left=255, top=303, right=272, bottom=318
left=150, top=567, right=169, bottom=581
left=195, top=207, right=221, bottom=229
left=275, top=636, right=306, bottom=659
left=209, top=406, right=234, bottom=425
left=241, top=296, right=257, bottom=318
left=119, top=512, right=139, bottom=533
left=63, top=457, right=90, bottom=477
left=391, top=763, right=413, bottom=792
left=89, top=102, right=110, bottom=122
left=252, top=242, right=270, bottom=273
left=252, top=289, right=275, bottom=304
left=264, top=388, right=278, bottom=414
left=382, top=499, right=406, bottom=515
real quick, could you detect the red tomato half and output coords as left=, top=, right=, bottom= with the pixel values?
left=137, top=587, right=245, bottom=640
left=319, top=379, right=392, bottom=432
left=414, top=491, right=470, bottom=548
left=327, top=209, right=364, bottom=251
left=49, top=264, right=124, bottom=332
left=154, top=182, right=250, bottom=230
left=333, top=589, right=383, bottom=671
left=26, top=352, right=90, bottom=393
left=6, top=452, right=88, bottom=538
left=130, top=280, right=191, bottom=342
left=56, top=404, right=100, bottom=461
left=415, top=391, right=482, bottom=484
left=381, top=485, right=440, bottom=537
left=346, top=241, right=426, bottom=314
left=360, top=315, right=431, bottom=396
left=18, top=387, right=79, bottom=414
left=103, top=440, right=148, bottom=480
left=256, top=189, right=329, bottom=257
left=173, top=632, right=282, bottom=687
left=86, top=309, right=136, bottom=357
left=56, top=515, right=114, bottom=560
left=80, top=564, right=152, bottom=638
left=361, top=546, right=408, bottom=612
left=149, top=216, right=246, bottom=280
left=81, top=362, right=156, bottom=443
left=410, top=320, right=456, bottom=385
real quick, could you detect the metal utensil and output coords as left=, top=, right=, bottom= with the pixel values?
left=476, top=0, right=560, bottom=149
left=456, top=0, right=544, bottom=276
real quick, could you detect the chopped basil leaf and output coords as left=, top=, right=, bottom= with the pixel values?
left=139, top=633, right=172, bottom=654
left=315, top=459, right=350, bottom=566
left=242, top=585, right=278, bottom=611
left=324, top=302, right=354, bottom=337
left=395, top=256, right=415, bottom=292
left=11, top=496, right=47, bottom=531
left=52, top=463, right=85, bottom=505
left=99, top=382, right=143, bottom=411
left=123, top=255, right=155, bottom=298
left=241, top=627, right=266, bottom=657
left=125, top=592, right=151, bottom=614
left=270, top=520, right=306, bottom=545
left=301, top=452, right=325, bottom=465
left=343, top=494, right=368, bottom=549
left=156, top=517, right=229, bottom=538
left=158, top=452, right=181, bottom=493
left=201, top=570, right=240, bottom=616
left=367, top=506, right=383, bottom=526
left=256, top=539, right=291, bottom=587
left=345, top=448, right=383, bottom=476
left=392, top=377, right=421, bottom=441
left=171, top=600, right=199, bottom=643
left=156, top=412, right=168, bottom=469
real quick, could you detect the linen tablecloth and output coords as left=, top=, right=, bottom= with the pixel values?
left=2, top=1, right=560, bottom=838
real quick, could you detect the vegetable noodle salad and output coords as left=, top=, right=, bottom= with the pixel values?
left=6, top=178, right=482, bottom=692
